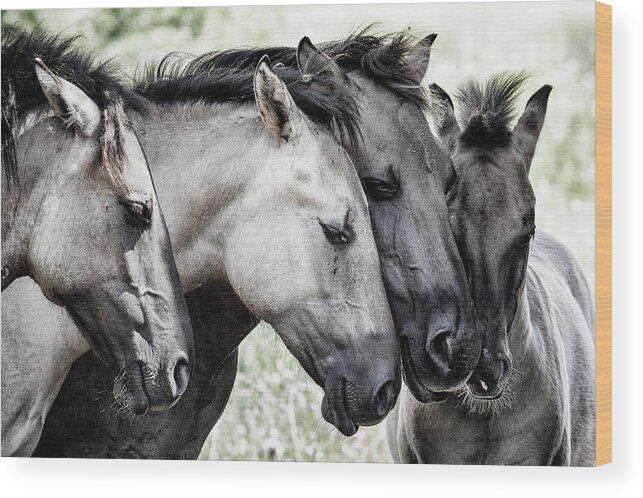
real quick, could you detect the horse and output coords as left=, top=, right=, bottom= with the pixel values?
left=179, top=32, right=482, bottom=399
left=387, top=74, right=596, bottom=465
left=36, top=31, right=480, bottom=459
left=25, top=51, right=400, bottom=458
left=0, top=30, right=194, bottom=455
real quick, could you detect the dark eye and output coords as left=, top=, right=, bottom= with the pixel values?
left=320, top=222, right=352, bottom=245
left=362, top=178, right=398, bottom=200
left=122, top=199, right=152, bottom=227
left=517, top=229, right=536, bottom=247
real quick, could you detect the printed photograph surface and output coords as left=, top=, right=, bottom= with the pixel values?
left=1, top=1, right=596, bottom=464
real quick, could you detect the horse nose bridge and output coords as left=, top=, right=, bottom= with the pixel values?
left=480, top=329, right=512, bottom=359
left=470, top=263, right=501, bottom=306
left=425, top=288, right=462, bottom=328
left=123, top=240, right=179, bottom=300
left=415, top=220, right=462, bottom=271
left=477, top=315, right=509, bottom=350
left=352, top=309, right=397, bottom=351
left=335, top=285, right=392, bottom=331
left=122, top=260, right=190, bottom=343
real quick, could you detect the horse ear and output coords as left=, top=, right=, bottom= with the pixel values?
left=429, top=83, right=460, bottom=153
left=254, top=55, right=300, bottom=141
left=296, top=36, right=346, bottom=85
left=296, top=36, right=317, bottom=72
left=34, top=58, right=101, bottom=137
left=513, top=84, right=552, bottom=172
left=406, top=34, right=437, bottom=83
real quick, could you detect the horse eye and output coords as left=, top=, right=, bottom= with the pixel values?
left=122, top=199, right=152, bottom=227
left=320, top=222, right=352, bottom=245
left=518, top=229, right=536, bottom=247
left=362, top=178, right=398, bottom=200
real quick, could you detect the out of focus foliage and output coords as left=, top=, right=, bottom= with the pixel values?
left=551, top=23, right=596, bottom=200
left=201, top=323, right=390, bottom=463
left=2, top=8, right=207, bottom=45
left=1, top=2, right=596, bottom=463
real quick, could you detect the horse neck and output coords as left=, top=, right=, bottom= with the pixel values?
left=0, top=193, right=27, bottom=289
left=133, top=102, right=265, bottom=292
left=1, top=108, right=51, bottom=289
left=185, top=281, right=259, bottom=362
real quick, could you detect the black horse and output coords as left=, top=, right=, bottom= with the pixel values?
left=388, top=74, right=595, bottom=465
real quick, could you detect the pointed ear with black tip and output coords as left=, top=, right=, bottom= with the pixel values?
left=34, top=58, right=101, bottom=137
left=253, top=55, right=300, bottom=141
left=513, top=84, right=552, bottom=172
left=406, top=33, right=438, bottom=83
left=429, top=83, right=460, bottom=153
left=296, top=36, right=346, bottom=87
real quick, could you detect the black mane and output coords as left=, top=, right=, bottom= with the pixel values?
left=134, top=29, right=431, bottom=152
left=149, top=29, right=429, bottom=110
left=181, top=29, right=429, bottom=109
left=455, top=72, right=527, bottom=147
left=318, top=30, right=430, bottom=110
left=135, top=51, right=361, bottom=152
left=1, top=27, right=147, bottom=189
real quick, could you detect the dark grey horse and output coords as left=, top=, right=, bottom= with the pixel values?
left=35, top=32, right=480, bottom=459
left=1, top=30, right=194, bottom=455
left=31, top=53, right=402, bottom=458
left=388, top=74, right=595, bottom=465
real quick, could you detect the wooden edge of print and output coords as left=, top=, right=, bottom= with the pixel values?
left=595, top=1, right=612, bottom=467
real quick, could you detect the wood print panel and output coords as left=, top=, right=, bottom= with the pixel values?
left=595, top=0, right=612, bottom=467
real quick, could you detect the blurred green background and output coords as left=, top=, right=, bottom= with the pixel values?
left=2, top=1, right=596, bottom=463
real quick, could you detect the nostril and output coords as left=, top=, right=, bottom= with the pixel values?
left=373, top=380, right=397, bottom=417
left=469, top=357, right=511, bottom=397
left=172, top=357, right=190, bottom=396
left=426, top=329, right=454, bottom=374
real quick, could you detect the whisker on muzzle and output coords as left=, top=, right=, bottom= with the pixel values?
left=455, top=370, right=517, bottom=417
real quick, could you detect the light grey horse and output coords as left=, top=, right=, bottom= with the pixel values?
left=1, top=31, right=194, bottom=455
left=12, top=54, right=401, bottom=457
left=388, top=74, right=595, bottom=465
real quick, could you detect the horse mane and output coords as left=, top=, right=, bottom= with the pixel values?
left=316, top=28, right=430, bottom=110
left=455, top=72, right=527, bottom=147
left=134, top=50, right=362, bottom=153
left=134, top=28, right=431, bottom=152
left=150, top=27, right=429, bottom=109
left=1, top=27, right=147, bottom=190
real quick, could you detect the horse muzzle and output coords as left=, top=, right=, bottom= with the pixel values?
left=320, top=368, right=400, bottom=436
left=113, top=346, right=192, bottom=414
left=466, top=352, right=512, bottom=399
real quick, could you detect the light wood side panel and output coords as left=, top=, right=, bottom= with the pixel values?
left=595, top=1, right=612, bottom=467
